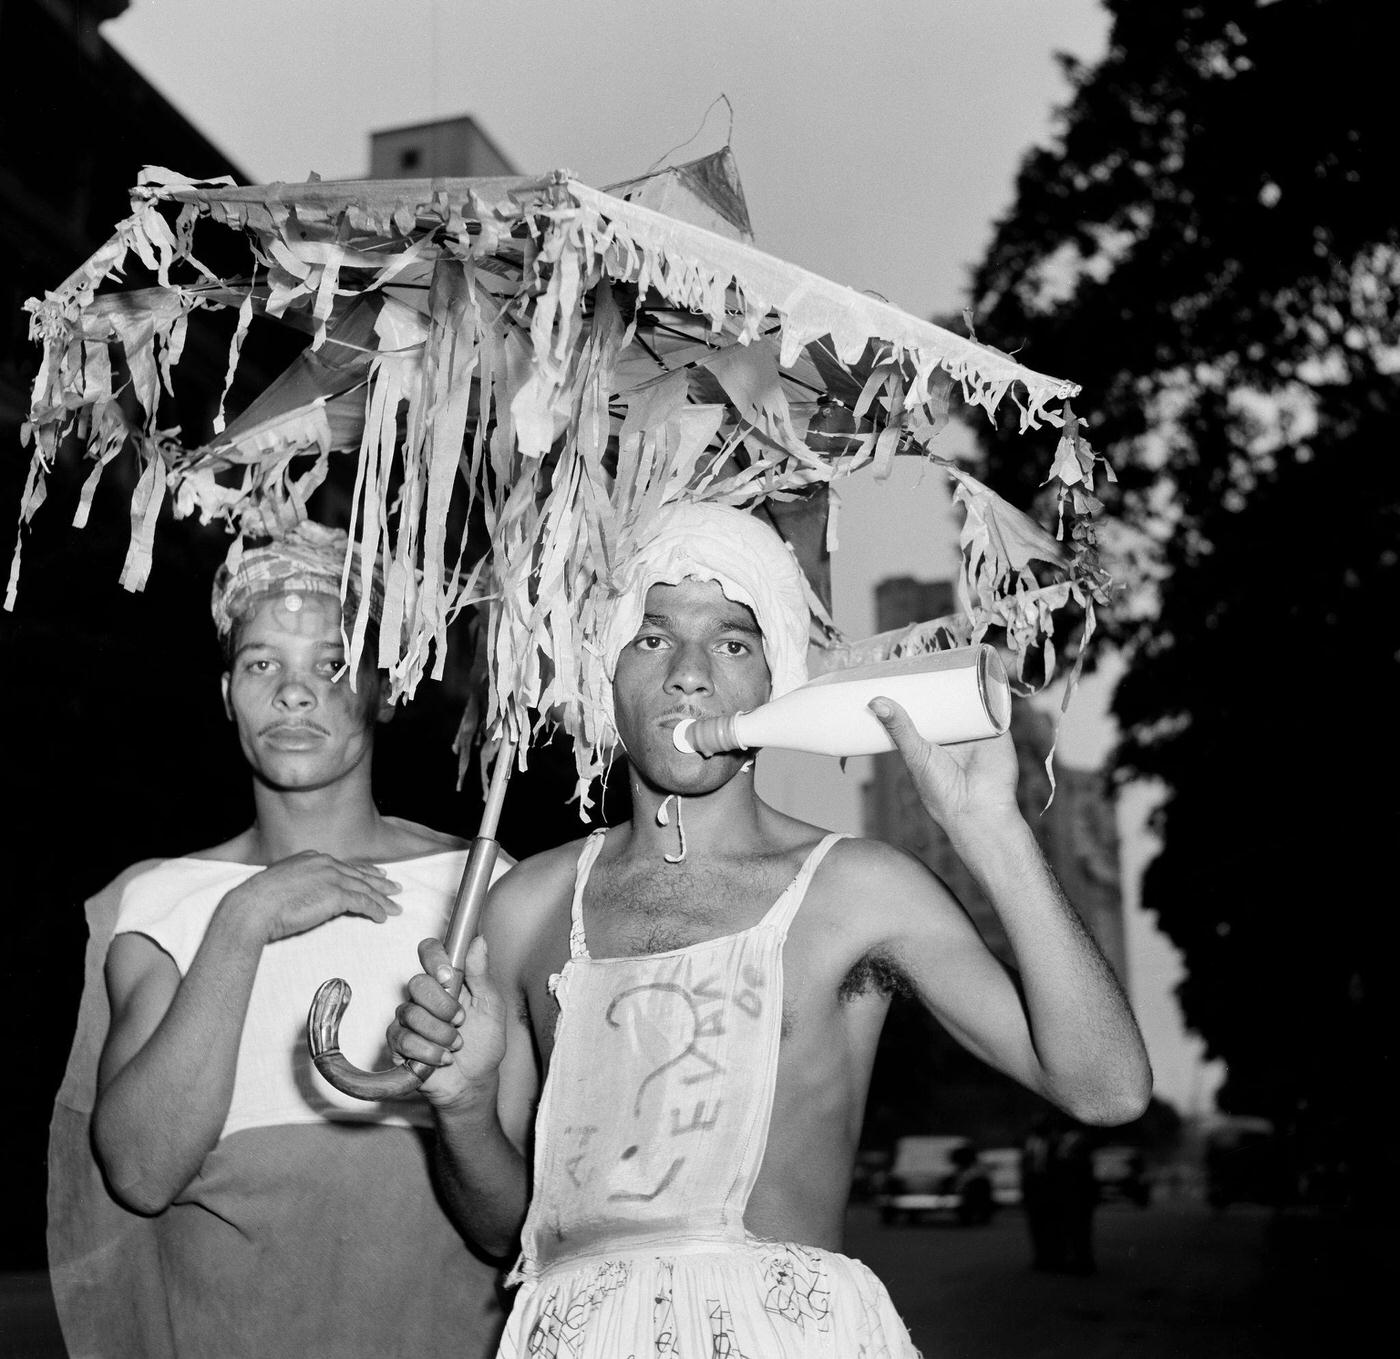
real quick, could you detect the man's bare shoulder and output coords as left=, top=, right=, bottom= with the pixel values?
left=183, top=828, right=258, bottom=864
left=811, top=834, right=964, bottom=938
left=181, top=819, right=472, bottom=865
left=489, top=837, right=590, bottom=902
left=821, top=832, right=942, bottom=886
left=481, top=835, right=594, bottom=943
left=377, top=815, right=470, bottom=858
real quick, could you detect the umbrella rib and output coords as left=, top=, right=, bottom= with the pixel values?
left=642, top=317, right=833, bottom=402
left=628, top=327, right=670, bottom=372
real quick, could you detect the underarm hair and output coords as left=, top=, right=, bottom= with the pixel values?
left=839, top=948, right=914, bottom=1002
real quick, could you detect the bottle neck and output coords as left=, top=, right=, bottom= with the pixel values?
left=687, top=711, right=743, bottom=756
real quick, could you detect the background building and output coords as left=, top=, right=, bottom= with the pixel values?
left=0, top=0, right=248, bottom=443
left=862, top=577, right=1127, bottom=982
left=858, top=575, right=1130, bottom=1152
left=368, top=114, right=517, bottom=179
left=0, top=0, right=257, bottom=1271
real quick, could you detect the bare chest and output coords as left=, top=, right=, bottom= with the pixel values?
left=582, top=858, right=787, bottom=957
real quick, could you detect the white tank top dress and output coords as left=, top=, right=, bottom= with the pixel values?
left=499, top=830, right=922, bottom=1359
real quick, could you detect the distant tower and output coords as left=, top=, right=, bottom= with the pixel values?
left=368, top=115, right=517, bottom=179
left=857, top=576, right=1130, bottom=1149
left=860, top=575, right=1128, bottom=985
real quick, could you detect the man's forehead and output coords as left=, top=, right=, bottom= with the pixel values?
left=234, top=590, right=348, bottom=643
left=641, top=578, right=762, bottom=631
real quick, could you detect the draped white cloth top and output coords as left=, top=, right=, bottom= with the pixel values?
left=113, top=849, right=502, bottom=1137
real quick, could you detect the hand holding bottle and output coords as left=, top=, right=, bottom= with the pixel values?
left=869, top=695, right=1021, bottom=831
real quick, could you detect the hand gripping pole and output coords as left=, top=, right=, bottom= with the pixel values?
left=306, top=739, right=516, bottom=1100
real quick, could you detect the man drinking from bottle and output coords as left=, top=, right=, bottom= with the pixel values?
left=389, top=499, right=1152, bottom=1358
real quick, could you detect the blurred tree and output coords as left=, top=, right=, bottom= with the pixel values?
left=962, top=0, right=1396, bottom=1203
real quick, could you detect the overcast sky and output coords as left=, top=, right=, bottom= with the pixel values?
left=103, top=0, right=1222, bottom=1115
left=107, top=0, right=1107, bottom=321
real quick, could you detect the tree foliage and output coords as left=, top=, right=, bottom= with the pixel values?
left=964, top=0, right=1397, bottom=1180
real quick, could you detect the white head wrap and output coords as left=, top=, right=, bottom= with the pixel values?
left=595, top=502, right=810, bottom=747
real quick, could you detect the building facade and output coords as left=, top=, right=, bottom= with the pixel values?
left=858, top=575, right=1129, bottom=1149
left=0, top=0, right=259, bottom=1270
left=368, top=114, right=517, bottom=179
left=1, top=0, right=249, bottom=437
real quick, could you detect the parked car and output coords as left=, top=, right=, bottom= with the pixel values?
left=1092, top=1143, right=1152, bottom=1206
left=978, top=1146, right=1023, bottom=1206
left=849, top=1146, right=892, bottom=1203
left=876, top=1135, right=995, bottom=1226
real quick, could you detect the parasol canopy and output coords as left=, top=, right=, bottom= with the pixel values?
left=9, top=150, right=1113, bottom=806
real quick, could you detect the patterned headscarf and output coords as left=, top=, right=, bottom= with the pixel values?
left=210, top=520, right=384, bottom=640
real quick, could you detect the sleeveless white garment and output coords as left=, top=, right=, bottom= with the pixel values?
left=500, top=830, right=922, bottom=1359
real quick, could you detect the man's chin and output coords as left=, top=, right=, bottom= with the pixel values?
left=254, top=769, right=334, bottom=794
left=251, top=754, right=353, bottom=794
left=636, top=748, right=748, bottom=798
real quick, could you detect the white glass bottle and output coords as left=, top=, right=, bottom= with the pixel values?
left=673, top=644, right=1011, bottom=758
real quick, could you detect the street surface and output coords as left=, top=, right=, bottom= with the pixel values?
left=1, top=1198, right=1373, bottom=1357
left=846, top=1197, right=1370, bottom=1359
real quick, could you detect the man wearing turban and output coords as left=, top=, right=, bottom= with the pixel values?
left=390, top=501, right=1152, bottom=1358
left=48, top=520, right=509, bottom=1359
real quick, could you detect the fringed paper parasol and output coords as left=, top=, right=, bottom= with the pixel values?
left=9, top=149, right=1113, bottom=809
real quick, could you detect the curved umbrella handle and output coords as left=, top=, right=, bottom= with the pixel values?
left=306, top=739, right=516, bottom=1100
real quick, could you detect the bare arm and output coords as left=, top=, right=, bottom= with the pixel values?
left=388, top=870, right=543, bottom=1259
left=93, top=854, right=403, bottom=1213
left=869, top=699, right=1153, bottom=1125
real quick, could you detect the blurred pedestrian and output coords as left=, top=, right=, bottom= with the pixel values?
left=1053, top=1123, right=1099, bottom=1275
left=1021, top=1113, right=1063, bottom=1270
left=1020, top=1113, right=1100, bottom=1274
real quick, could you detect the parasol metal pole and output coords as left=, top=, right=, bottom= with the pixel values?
left=306, top=736, right=518, bottom=1100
